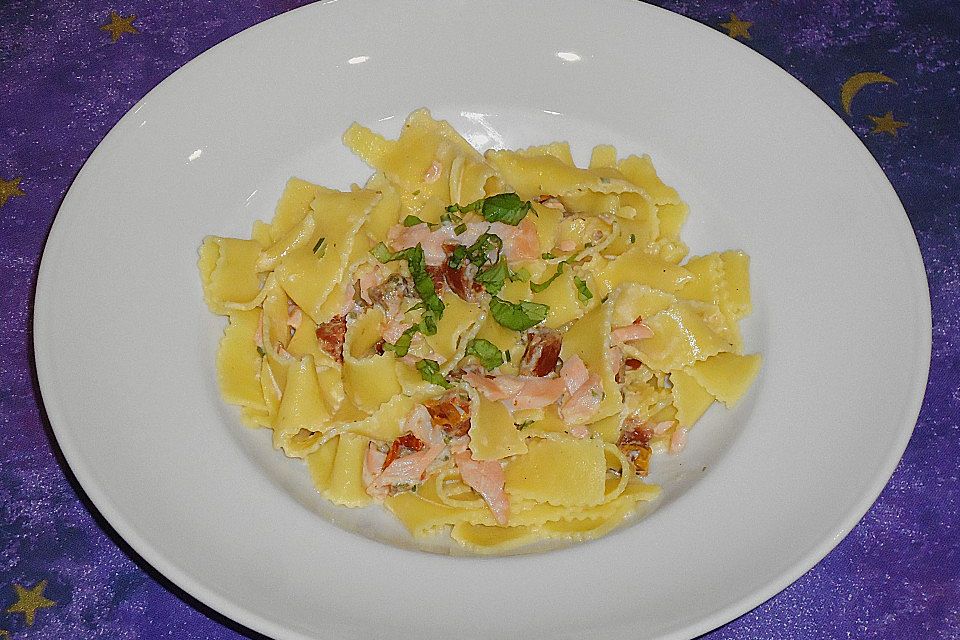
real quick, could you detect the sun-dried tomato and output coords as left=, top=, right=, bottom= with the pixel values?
left=518, top=329, right=562, bottom=376
left=424, top=392, right=471, bottom=437
left=382, top=431, right=425, bottom=470
left=617, top=420, right=654, bottom=476
left=315, top=315, right=347, bottom=364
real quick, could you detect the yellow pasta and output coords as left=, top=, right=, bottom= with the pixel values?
left=199, top=109, right=759, bottom=554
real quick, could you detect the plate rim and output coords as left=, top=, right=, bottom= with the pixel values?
left=32, top=1, right=932, bottom=638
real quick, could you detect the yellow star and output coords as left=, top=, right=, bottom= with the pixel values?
left=100, top=10, right=138, bottom=43
left=0, top=176, right=24, bottom=208
left=720, top=13, right=753, bottom=40
left=868, top=111, right=908, bottom=136
left=5, top=580, right=56, bottom=627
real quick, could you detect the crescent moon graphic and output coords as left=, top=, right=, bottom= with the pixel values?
left=840, top=72, right=896, bottom=115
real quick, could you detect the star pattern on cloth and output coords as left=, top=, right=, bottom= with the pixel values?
left=0, top=177, right=24, bottom=208
left=5, top=580, right=56, bottom=627
left=100, top=10, right=138, bottom=43
left=868, top=111, right=908, bottom=136
left=720, top=13, right=753, bottom=40
left=0, top=629, right=10, bottom=639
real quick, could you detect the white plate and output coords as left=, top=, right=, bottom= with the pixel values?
left=34, top=0, right=931, bottom=638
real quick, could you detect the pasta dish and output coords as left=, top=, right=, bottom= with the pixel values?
left=198, top=109, right=761, bottom=553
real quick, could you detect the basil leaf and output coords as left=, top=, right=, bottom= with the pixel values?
left=489, top=297, right=549, bottom=331
left=466, top=233, right=502, bottom=267
left=480, top=193, right=532, bottom=225
left=447, top=193, right=532, bottom=226
left=465, top=338, right=505, bottom=370
left=440, top=211, right=462, bottom=225
left=416, top=359, right=452, bottom=388
left=312, top=237, right=326, bottom=255
left=515, top=419, right=535, bottom=431
left=446, top=198, right=484, bottom=214
left=418, top=310, right=438, bottom=336
left=447, top=245, right=468, bottom=269
left=373, top=243, right=445, bottom=321
left=541, top=252, right=556, bottom=260
left=406, top=245, right=445, bottom=320
left=454, top=222, right=467, bottom=235
left=371, top=242, right=411, bottom=263
left=382, top=325, right=418, bottom=357
left=511, top=267, right=530, bottom=282
left=530, top=263, right=565, bottom=293
left=449, top=233, right=503, bottom=270
left=574, top=276, right=593, bottom=301
left=403, top=215, right=426, bottom=227
left=475, top=259, right=510, bottom=295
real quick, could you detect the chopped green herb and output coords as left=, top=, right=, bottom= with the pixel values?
left=475, top=259, right=511, bottom=295
left=447, top=193, right=532, bottom=226
left=574, top=276, right=593, bottom=301
left=512, top=267, right=530, bottom=282
left=371, top=243, right=445, bottom=322
left=312, top=237, right=326, bottom=255
left=446, top=199, right=482, bottom=214
left=541, top=252, right=556, bottom=260
left=411, top=189, right=420, bottom=196
left=530, top=263, right=565, bottom=293
left=504, top=349, right=512, bottom=362
left=447, top=245, right=468, bottom=269
left=448, top=233, right=503, bottom=269
left=418, top=311, right=438, bottom=336
left=480, top=192, right=532, bottom=225
left=454, top=222, right=467, bottom=235
left=490, top=297, right=549, bottom=331
left=440, top=211, right=462, bottom=225
left=403, top=215, right=426, bottom=227
left=256, top=346, right=265, bottom=357
left=417, top=359, right=452, bottom=388
left=382, top=325, right=418, bottom=357
left=406, top=245, right=445, bottom=321
left=515, top=419, right=535, bottom=431
left=629, top=233, right=636, bottom=244
left=370, top=242, right=411, bottom=264
left=465, top=338, right=505, bottom=370
left=584, top=242, right=594, bottom=249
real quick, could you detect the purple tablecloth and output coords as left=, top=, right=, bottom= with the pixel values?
left=1, top=1, right=957, bottom=638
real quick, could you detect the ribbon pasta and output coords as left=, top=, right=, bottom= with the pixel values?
left=199, top=108, right=761, bottom=554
